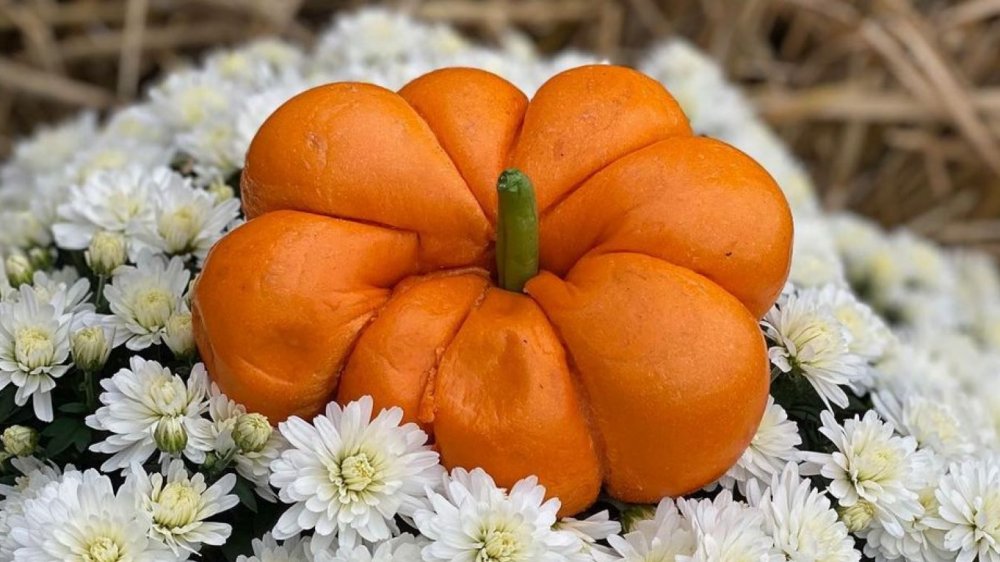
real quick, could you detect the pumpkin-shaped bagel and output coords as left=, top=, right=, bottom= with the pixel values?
left=192, top=65, right=793, bottom=516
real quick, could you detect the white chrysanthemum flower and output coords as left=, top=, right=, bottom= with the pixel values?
left=237, top=533, right=312, bottom=562
left=764, top=289, right=868, bottom=408
left=787, top=218, right=847, bottom=289
left=638, top=39, right=754, bottom=137
left=602, top=499, right=696, bottom=561
left=714, top=396, right=801, bottom=494
left=150, top=69, right=232, bottom=131
left=873, top=391, right=974, bottom=460
left=8, top=468, right=181, bottom=562
left=129, top=459, right=238, bottom=555
left=314, top=8, right=452, bottom=71
left=321, top=534, right=427, bottom=562
left=0, top=112, right=97, bottom=186
left=675, top=490, right=780, bottom=562
left=813, top=284, right=892, bottom=362
left=861, top=449, right=951, bottom=562
left=52, top=165, right=165, bottom=257
left=414, top=467, right=583, bottom=562
left=100, top=103, right=172, bottom=148
left=556, top=511, right=620, bottom=559
left=0, top=457, right=64, bottom=560
left=65, top=140, right=173, bottom=185
left=746, top=462, right=860, bottom=561
left=17, top=269, right=93, bottom=315
left=86, top=357, right=210, bottom=471
left=925, top=456, right=1000, bottom=562
left=801, top=410, right=923, bottom=536
left=137, top=173, right=241, bottom=260
left=0, top=284, right=73, bottom=421
left=104, top=251, right=191, bottom=350
left=271, top=396, right=443, bottom=553
left=190, top=386, right=284, bottom=501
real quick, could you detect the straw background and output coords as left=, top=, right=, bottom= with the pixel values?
left=2, top=0, right=999, bottom=253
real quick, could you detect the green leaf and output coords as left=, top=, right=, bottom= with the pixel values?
left=72, top=427, right=92, bottom=453
left=43, top=418, right=87, bottom=457
left=0, top=388, right=17, bottom=424
left=41, top=417, right=79, bottom=437
left=233, top=477, right=258, bottom=513
left=58, top=402, right=89, bottom=414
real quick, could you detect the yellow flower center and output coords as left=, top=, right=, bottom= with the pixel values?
left=133, top=287, right=175, bottom=330
left=14, top=327, right=55, bottom=370
left=147, top=375, right=187, bottom=413
left=153, top=481, right=201, bottom=529
left=158, top=205, right=202, bottom=255
left=339, top=453, right=377, bottom=492
left=838, top=500, right=875, bottom=533
left=478, top=529, right=520, bottom=562
left=84, top=536, right=122, bottom=562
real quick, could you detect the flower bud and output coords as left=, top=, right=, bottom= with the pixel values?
left=164, top=312, right=195, bottom=359
left=27, top=247, right=54, bottom=271
left=5, top=254, right=33, bottom=287
left=838, top=500, right=875, bottom=533
left=620, top=504, right=656, bottom=533
left=233, top=413, right=272, bottom=453
left=2, top=425, right=39, bottom=456
left=154, top=416, right=188, bottom=454
left=207, top=179, right=235, bottom=203
left=85, top=230, right=127, bottom=276
left=71, top=326, right=111, bottom=372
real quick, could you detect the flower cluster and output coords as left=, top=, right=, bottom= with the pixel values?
left=0, top=7, right=998, bottom=562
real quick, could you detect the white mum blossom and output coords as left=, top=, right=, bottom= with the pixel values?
left=17, top=269, right=93, bottom=315
left=746, top=462, right=860, bottom=561
left=137, top=173, right=241, bottom=260
left=190, top=386, right=284, bottom=501
left=271, top=396, right=443, bottom=553
left=100, top=103, right=172, bottom=148
left=86, top=356, right=211, bottom=471
left=7, top=468, right=181, bottom=562
left=64, top=140, right=173, bottom=185
left=801, top=410, right=923, bottom=536
left=813, top=284, right=893, bottom=362
left=237, top=533, right=312, bottom=562
left=414, top=467, right=583, bottom=562
left=0, top=112, right=97, bottom=186
left=764, top=289, right=868, bottom=409
left=104, top=251, right=191, bottom=350
left=861, top=449, right=951, bottom=562
left=0, top=284, right=74, bottom=421
left=0, top=457, right=64, bottom=560
left=675, top=490, right=780, bottom=562
left=151, top=69, right=233, bottom=131
left=787, top=218, right=848, bottom=289
left=714, top=396, right=801, bottom=494
left=321, top=534, right=427, bottom=562
left=601, top=499, right=696, bottom=561
left=925, top=456, right=1000, bottom=562
left=52, top=165, right=166, bottom=257
left=556, top=511, right=621, bottom=559
left=129, top=459, right=239, bottom=555
left=873, top=391, right=974, bottom=461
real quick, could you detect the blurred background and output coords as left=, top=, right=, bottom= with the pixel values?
left=1, top=0, right=998, bottom=253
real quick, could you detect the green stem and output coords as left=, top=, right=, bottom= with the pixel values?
left=83, top=370, right=96, bottom=411
left=495, top=169, right=539, bottom=292
left=94, top=275, right=106, bottom=310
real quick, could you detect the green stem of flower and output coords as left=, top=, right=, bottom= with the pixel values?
left=495, top=169, right=539, bottom=293
left=83, top=369, right=96, bottom=411
left=94, top=275, right=106, bottom=310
